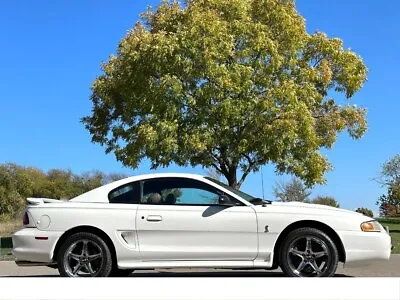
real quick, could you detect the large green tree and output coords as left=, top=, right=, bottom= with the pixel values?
left=82, top=0, right=368, bottom=188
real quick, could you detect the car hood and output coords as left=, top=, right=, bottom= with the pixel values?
left=265, top=201, right=365, bottom=217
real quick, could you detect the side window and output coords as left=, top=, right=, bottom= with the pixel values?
left=141, top=178, right=237, bottom=206
left=177, top=188, right=219, bottom=205
left=108, top=182, right=139, bottom=204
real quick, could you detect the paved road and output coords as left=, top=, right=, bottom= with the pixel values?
left=1, top=255, right=400, bottom=277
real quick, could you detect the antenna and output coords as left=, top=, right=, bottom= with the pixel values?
left=261, top=165, right=265, bottom=200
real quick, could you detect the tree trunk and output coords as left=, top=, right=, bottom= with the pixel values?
left=225, top=166, right=239, bottom=190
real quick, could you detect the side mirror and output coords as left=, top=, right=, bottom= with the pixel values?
left=218, top=194, right=234, bottom=206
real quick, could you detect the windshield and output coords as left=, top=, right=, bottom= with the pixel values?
left=204, top=177, right=256, bottom=202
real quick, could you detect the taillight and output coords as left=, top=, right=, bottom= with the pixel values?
left=23, top=211, right=29, bottom=225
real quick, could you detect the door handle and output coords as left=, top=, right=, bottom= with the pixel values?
left=146, top=215, right=162, bottom=222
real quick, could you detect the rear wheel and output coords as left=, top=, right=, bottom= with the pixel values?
left=57, top=232, right=113, bottom=277
left=279, top=227, right=339, bottom=277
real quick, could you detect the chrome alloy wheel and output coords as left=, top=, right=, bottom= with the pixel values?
left=63, top=239, right=103, bottom=277
left=287, top=236, right=330, bottom=277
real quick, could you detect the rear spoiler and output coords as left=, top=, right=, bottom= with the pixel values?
left=26, top=197, right=66, bottom=206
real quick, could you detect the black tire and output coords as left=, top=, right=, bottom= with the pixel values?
left=279, top=227, right=339, bottom=277
left=57, top=232, right=113, bottom=277
left=109, top=268, right=134, bottom=277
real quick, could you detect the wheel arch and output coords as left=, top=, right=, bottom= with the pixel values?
left=52, top=225, right=117, bottom=266
left=272, top=220, right=346, bottom=268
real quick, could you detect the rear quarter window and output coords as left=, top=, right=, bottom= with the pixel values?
left=108, top=182, right=139, bottom=204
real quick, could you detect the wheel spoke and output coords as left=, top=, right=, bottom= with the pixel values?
left=305, top=237, right=312, bottom=252
left=81, top=240, right=89, bottom=256
left=68, top=252, right=81, bottom=261
left=295, top=259, right=307, bottom=273
left=87, top=262, right=96, bottom=276
left=310, top=260, right=321, bottom=274
left=69, top=242, right=78, bottom=253
left=314, top=251, right=327, bottom=259
left=88, top=253, right=102, bottom=262
left=72, top=263, right=82, bottom=275
left=289, top=248, right=304, bottom=259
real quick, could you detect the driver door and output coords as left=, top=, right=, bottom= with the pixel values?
left=135, top=177, right=258, bottom=261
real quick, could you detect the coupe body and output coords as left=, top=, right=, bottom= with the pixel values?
left=12, top=173, right=392, bottom=277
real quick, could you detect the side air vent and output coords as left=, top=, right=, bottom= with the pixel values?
left=118, top=231, right=137, bottom=249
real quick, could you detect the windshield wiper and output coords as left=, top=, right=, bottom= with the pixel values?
left=250, top=198, right=272, bottom=206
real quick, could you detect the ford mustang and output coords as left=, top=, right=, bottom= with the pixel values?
left=12, top=173, right=392, bottom=277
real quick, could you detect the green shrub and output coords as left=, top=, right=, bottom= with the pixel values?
left=376, top=217, right=400, bottom=224
left=311, top=196, right=340, bottom=208
left=0, top=162, right=129, bottom=220
left=355, top=207, right=374, bottom=218
left=0, top=188, right=25, bottom=219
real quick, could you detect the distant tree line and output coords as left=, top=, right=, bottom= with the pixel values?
left=0, top=163, right=128, bottom=219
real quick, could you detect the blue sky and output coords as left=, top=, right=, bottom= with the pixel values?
left=1, top=1, right=399, bottom=214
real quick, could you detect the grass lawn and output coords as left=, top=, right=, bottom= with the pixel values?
left=0, top=218, right=19, bottom=261
left=0, top=219, right=20, bottom=261
left=0, top=248, right=13, bottom=260
left=381, top=222, right=400, bottom=254
left=0, top=219, right=22, bottom=237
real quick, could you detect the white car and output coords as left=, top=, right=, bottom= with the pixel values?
left=12, top=173, right=392, bottom=277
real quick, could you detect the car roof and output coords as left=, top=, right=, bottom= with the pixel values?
left=116, top=172, right=205, bottom=184
left=69, top=172, right=207, bottom=202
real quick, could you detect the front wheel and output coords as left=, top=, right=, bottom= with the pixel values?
left=57, top=232, right=113, bottom=277
left=279, top=227, right=339, bottom=277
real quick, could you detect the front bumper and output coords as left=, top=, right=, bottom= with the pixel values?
left=338, top=229, right=392, bottom=268
left=12, top=228, right=63, bottom=264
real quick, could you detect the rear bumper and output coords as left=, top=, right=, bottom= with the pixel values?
left=12, top=228, right=63, bottom=264
left=338, top=230, right=392, bottom=268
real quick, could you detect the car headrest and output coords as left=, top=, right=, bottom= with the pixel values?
left=164, top=193, right=176, bottom=205
left=148, top=193, right=162, bottom=204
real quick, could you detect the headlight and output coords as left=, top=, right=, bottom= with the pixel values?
left=360, top=221, right=382, bottom=232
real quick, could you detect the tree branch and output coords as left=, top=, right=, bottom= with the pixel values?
left=210, top=150, right=229, bottom=177
left=237, top=166, right=253, bottom=188
left=313, top=56, right=324, bottom=68
left=243, top=153, right=254, bottom=166
left=211, top=163, right=223, bottom=174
